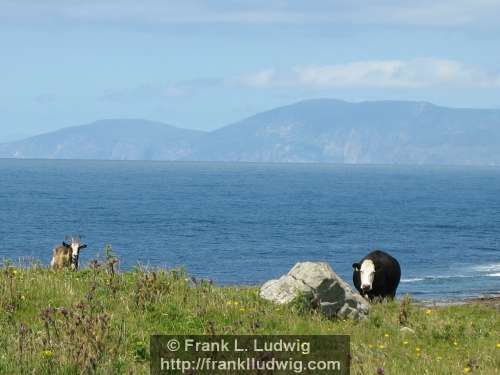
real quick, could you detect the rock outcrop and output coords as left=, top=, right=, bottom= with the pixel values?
left=260, top=262, right=370, bottom=319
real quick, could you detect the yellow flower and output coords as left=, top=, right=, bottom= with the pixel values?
left=41, top=350, right=53, bottom=359
left=226, top=301, right=232, bottom=305
left=20, top=295, right=26, bottom=301
left=234, top=301, right=239, bottom=306
left=463, top=367, right=471, bottom=373
left=453, top=341, right=458, bottom=346
left=379, top=345, right=385, bottom=349
left=425, top=309, right=432, bottom=315
left=12, top=269, right=18, bottom=275
left=403, top=341, right=409, bottom=345
left=437, top=356, right=442, bottom=360
left=384, top=333, right=390, bottom=338
left=416, top=347, right=421, bottom=352
left=368, top=344, right=373, bottom=349
left=496, top=343, right=500, bottom=349
left=239, top=308, right=246, bottom=312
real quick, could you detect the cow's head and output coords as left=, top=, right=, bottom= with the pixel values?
left=353, top=259, right=376, bottom=293
left=64, top=236, right=87, bottom=270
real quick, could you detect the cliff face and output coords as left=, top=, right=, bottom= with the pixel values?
left=189, top=99, right=500, bottom=165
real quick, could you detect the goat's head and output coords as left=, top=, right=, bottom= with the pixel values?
left=63, top=235, right=87, bottom=270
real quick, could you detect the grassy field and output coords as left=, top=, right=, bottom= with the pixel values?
left=0, top=253, right=498, bottom=374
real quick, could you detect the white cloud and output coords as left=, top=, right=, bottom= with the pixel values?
left=231, top=69, right=277, bottom=88
left=101, top=83, right=192, bottom=103
left=234, top=59, right=500, bottom=89
left=99, top=77, right=224, bottom=103
left=1, top=0, right=500, bottom=27
left=100, top=59, right=500, bottom=102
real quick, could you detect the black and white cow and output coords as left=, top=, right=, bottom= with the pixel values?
left=352, top=250, right=401, bottom=300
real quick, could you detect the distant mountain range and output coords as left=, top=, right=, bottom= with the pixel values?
left=0, top=119, right=202, bottom=161
left=2, top=99, right=500, bottom=165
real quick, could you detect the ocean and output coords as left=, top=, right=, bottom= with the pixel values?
left=0, top=159, right=498, bottom=301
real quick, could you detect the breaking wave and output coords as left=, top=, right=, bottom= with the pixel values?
left=401, top=275, right=473, bottom=283
left=401, top=263, right=500, bottom=283
left=472, top=263, right=500, bottom=273
left=401, top=278, right=424, bottom=283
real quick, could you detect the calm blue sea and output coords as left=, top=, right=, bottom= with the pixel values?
left=0, top=159, right=499, bottom=301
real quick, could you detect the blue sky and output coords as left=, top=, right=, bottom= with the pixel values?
left=1, top=0, right=500, bottom=141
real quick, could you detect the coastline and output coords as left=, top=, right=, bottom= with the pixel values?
left=2, top=257, right=499, bottom=306
left=417, top=294, right=500, bottom=309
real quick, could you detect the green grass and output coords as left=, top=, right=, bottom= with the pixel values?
left=0, top=258, right=498, bottom=374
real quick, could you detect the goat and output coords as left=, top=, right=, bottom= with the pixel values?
left=50, top=235, right=87, bottom=271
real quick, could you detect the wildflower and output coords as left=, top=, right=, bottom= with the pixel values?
left=41, top=350, right=53, bottom=359
left=496, top=343, right=500, bottom=349
left=12, top=269, right=18, bottom=275
left=239, top=308, right=246, bottom=312
left=226, top=301, right=232, bottom=306
left=425, top=309, right=432, bottom=315
left=384, top=333, right=390, bottom=338
left=415, top=347, right=421, bottom=352
left=20, top=295, right=26, bottom=301
left=463, top=367, right=471, bottom=373
left=403, top=341, right=409, bottom=345
left=453, top=341, right=459, bottom=346
left=368, top=344, right=373, bottom=349
left=378, top=344, right=385, bottom=349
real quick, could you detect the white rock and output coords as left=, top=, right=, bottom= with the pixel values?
left=260, top=262, right=370, bottom=319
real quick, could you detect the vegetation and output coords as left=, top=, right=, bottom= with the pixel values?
left=0, top=250, right=498, bottom=374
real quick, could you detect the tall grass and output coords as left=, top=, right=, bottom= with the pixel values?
left=0, top=254, right=498, bottom=374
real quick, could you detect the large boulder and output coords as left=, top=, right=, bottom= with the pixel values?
left=260, top=262, right=370, bottom=319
